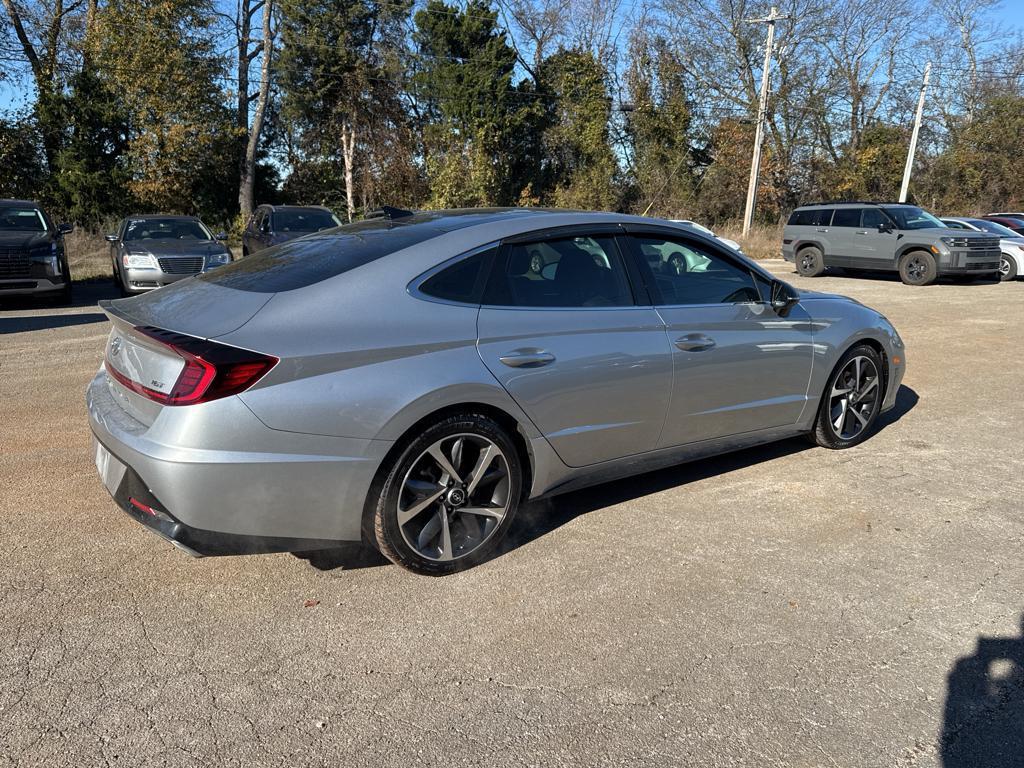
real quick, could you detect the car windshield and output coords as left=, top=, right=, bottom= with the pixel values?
left=124, top=218, right=212, bottom=241
left=0, top=206, right=47, bottom=232
left=882, top=206, right=946, bottom=230
left=273, top=209, right=340, bottom=233
left=967, top=219, right=1020, bottom=237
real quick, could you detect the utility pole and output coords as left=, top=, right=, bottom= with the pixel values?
left=899, top=62, right=931, bottom=203
left=742, top=6, right=788, bottom=237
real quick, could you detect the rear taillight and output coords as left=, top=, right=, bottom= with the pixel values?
left=106, top=326, right=278, bottom=406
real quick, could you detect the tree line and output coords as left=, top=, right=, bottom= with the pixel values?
left=1, top=0, right=1022, bottom=232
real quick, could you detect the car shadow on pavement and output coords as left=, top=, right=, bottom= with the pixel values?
left=0, top=311, right=108, bottom=334
left=293, top=544, right=390, bottom=572
left=0, top=281, right=121, bottom=334
left=499, top=383, right=919, bottom=560
left=940, top=615, right=1024, bottom=767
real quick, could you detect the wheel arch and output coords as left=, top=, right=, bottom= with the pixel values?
left=359, top=400, right=536, bottom=543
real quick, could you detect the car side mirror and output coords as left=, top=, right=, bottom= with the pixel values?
left=878, top=222, right=893, bottom=233
left=58, top=222, right=74, bottom=234
left=260, top=221, right=271, bottom=234
left=770, top=280, right=800, bottom=317
left=215, top=231, right=228, bottom=241
left=104, top=234, right=118, bottom=242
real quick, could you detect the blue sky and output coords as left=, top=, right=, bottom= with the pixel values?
left=2, top=0, right=1023, bottom=115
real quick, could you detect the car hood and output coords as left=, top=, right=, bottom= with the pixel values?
left=125, top=239, right=227, bottom=256
left=0, top=230, right=51, bottom=248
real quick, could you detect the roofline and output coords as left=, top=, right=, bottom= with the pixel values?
left=794, top=201, right=917, bottom=208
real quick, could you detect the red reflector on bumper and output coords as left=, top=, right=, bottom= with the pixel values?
left=129, top=497, right=159, bottom=517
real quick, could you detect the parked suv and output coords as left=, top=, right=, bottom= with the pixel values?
left=782, top=202, right=1001, bottom=285
left=241, top=204, right=341, bottom=256
left=0, top=199, right=73, bottom=303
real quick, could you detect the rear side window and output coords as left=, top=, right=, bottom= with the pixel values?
left=788, top=209, right=831, bottom=226
left=199, top=218, right=444, bottom=293
left=418, top=248, right=495, bottom=304
left=831, top=209, right=860, bottom=227
left=485, top=235, right=634, bottom=308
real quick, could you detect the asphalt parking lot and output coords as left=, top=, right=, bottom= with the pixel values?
left=1, top=263, right=1022, bottom=768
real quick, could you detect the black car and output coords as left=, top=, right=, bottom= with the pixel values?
left=241, top=204, right=341, bottom=256
left=106, top=215, right=232, bottom=295
left=0, top=199, right=73, bottom=303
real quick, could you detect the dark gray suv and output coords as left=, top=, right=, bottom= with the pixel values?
left=0, top=199, right=73, bottom=303
left=241, top=205, right=341, bottom=256
left=782, top=202, right=1001, bottom=285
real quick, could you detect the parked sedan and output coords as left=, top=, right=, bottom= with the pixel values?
left=241, top=204, right=341, bottom=256
left=941, top=216, right=1024, bottom=280
left=0, top=199, right=73, bottom=303
left=982, top=215, right=1024, bottom=236
left=87, top=209, right=906, bottom=575
left=106, top=215, right=232, bottom=295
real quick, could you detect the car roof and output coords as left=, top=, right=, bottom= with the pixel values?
left=794, top=201, right=917, bottom=209
left=0, top=199, right=42, bottom=207
left=125, top=214, right=201, bottom=221
left=262, top=204, right=334, bottom=212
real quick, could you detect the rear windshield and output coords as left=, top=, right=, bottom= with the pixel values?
left=199, top=217, right=443, bottom=292
left=0, top=206, right=47, bottom=231
left=968, top=219, right=1019, bottom=237
left=273, top=209, right=340, bottom=233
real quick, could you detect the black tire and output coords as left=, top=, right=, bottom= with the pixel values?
left=372, top=412, right=523, bottom=576
left=796, top=246, right=826, bottom=277
left=898, top=250, right=937, bottom=286
left=58, top=280, right=73, bottom=305
left=810, top=344, right=885, bottom=450
left=1000, top=253, right=1018, bottom=281
left=242, top=246, right=249, bottom=258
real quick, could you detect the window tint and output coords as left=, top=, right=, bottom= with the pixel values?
left=861, top=208, right=887, bottom=228
left=788, top=208, right=831, bottom=226
left=0, top=206, right=47, bottom=232
left=632, top=235, right=760, bottom=305
left=941, top=219, right=966, bottom=230
left=831, top=209, right=860, bottom=227
left=124, top=218, right=212, bottom=241
left=419, top=248, right=494, bottom=304
left=486, top=235, right=633, bottom=308
left=199, top=217, right=446, bottom=292
left=272, top=209, right=340, bottom=233
left=881, top=206, right=945, bottom=230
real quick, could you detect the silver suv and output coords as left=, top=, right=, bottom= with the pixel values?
left=782, top=202, right=1001, bottom=285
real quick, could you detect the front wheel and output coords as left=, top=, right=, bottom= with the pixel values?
left=1000, top=253, right=1018, bottom=281
left=898, top=250, right=937, bottom=286
left=372, top=413, right=522, bottom=575
left=811, top=345, right=885, bottom=449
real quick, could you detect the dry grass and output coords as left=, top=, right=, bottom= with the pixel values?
left=715, top=222, right=784, bottom=261
left=65, top=228, right=114, bottom=282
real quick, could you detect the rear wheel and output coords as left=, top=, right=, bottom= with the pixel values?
left=796, top=246, right=826, bottom=277
left=811, top=344, right=885, bottom=449
left=999, top=253, right=1018, bottom=281
left=372, top=413, right=522, bottom=575
left=898, top=250, right=937, bottom=285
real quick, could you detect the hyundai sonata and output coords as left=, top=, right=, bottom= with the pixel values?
left=87, top=208, right=906, bottom=575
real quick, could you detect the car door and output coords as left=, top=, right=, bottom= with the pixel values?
left=476, top=228, right=674, bottom=468
left=851, top=207, right=892, bottom=269
left=827, top=208, right=861, bottom=267
left=621, top=228, right=815, bottom=448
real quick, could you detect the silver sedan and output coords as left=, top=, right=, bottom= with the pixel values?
left=87, top=209, right=906, bottom=575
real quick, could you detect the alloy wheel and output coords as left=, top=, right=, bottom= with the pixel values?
left=396, top=434, right=511, bottom=562
left=905, top=255, right=928, bottom=282
left=828, top=356, right=881, bottom=440
left=800, top=252, right=817, bottom=271
left=999, top=256, right=1011, bottom=277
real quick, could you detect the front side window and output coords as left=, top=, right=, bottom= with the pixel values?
left=882, top=206, right=945, bottom=230
left=125, top=218, right=212, bottom=241
left=632, top=235, right=760, bottom=305
left=486, top=235, right=633, bottom=308
left=862, top=208, right=887, bottom=228
left=0, top=206, right=47, bottom=232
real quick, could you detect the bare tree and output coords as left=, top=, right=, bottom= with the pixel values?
left=234, top=0, right=275, bottom=219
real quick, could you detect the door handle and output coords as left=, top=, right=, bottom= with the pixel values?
left=816, top=228, right=829, bottom=233
left=498, top=350, right=556, bottom=368
left=674, top=335, right=716, bottom=352
left=854, top=230, right=868, bottom=235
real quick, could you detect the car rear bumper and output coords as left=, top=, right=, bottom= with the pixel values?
left=0, top=276, right=68, bottom=296
left=86, top=368, right=392, bottom=553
